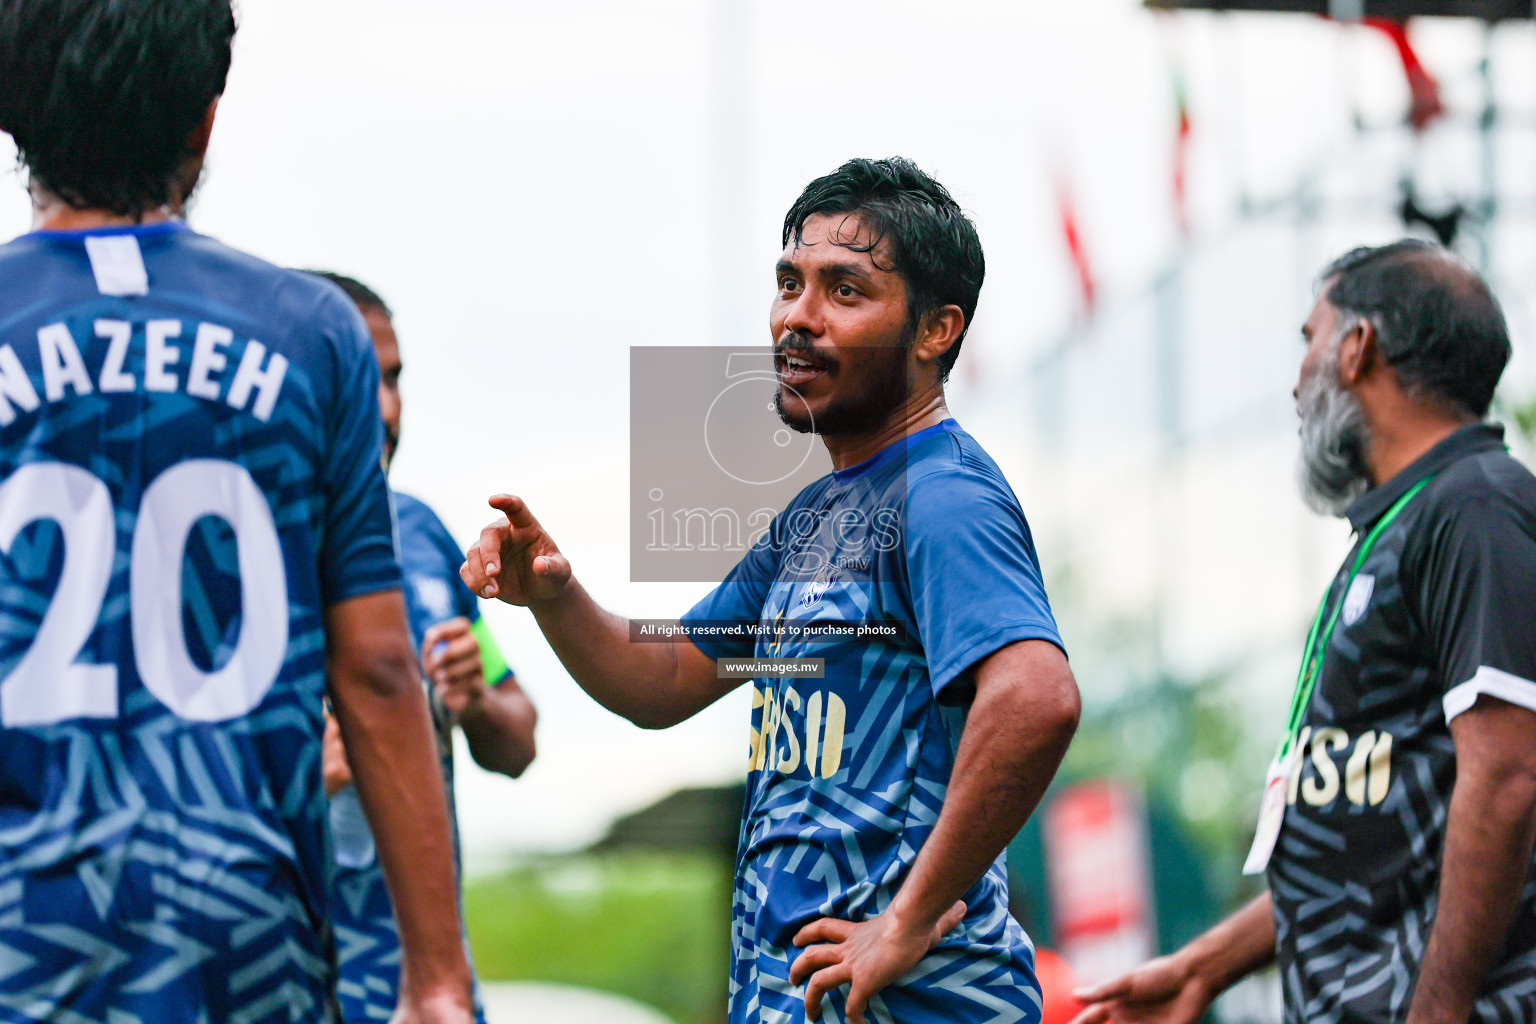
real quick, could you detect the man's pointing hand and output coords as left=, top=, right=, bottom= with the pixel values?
left=460, top=494, right=572, bottom=606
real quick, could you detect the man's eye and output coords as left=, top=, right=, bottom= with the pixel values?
left=836, top=284, right=856, bottom=298
left=780, top=279, right=800, bottom=292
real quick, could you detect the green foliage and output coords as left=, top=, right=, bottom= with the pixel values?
left=1515, top=395, right=1536, bottom=444
left=464, top=852, right=732, bottom=1024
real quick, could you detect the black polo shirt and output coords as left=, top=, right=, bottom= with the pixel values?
left=1269, top=424, right=1536, bottom=1024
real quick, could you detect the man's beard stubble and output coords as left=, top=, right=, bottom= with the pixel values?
left=773, top=330, right=913, bottom=438
left=381, top=427, right=399, bottom=474
left=1297, top=336, right=1372, bottom=517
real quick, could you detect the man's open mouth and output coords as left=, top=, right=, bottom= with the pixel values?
left=776, top=351, right=828, bottom=388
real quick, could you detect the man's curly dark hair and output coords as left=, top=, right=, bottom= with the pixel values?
left=783, top=157, right=985, bottom=383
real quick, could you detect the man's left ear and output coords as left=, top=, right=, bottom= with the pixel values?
left=914, top=306, right=965, bottom=367
left=1337, top=317, right=1379, bottom=387
left=170, top=98, right=220, bottom=215
left=186, top=98, right=219, bottom=159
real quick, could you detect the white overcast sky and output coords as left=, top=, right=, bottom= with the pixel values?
left=2, top=0, right=1533, bottom=865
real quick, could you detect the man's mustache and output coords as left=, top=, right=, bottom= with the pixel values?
left=775, top=332, right=836, bottom=370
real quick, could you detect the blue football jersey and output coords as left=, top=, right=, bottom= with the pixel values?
left=329, top=492, right=504, bottom=1024
left=0, top=222, right=400, bottom=1023
left=683, top=419, right=1064, bottom=1024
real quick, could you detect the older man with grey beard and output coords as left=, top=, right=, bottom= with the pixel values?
left=1071, top=240, right=1536, bottom=1024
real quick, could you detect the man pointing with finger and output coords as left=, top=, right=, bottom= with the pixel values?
left=463, top=157, right=1080, bottom=1024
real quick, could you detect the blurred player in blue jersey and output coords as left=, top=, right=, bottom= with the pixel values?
left=308, top=272, right=538, bottom=1024
left=463, top=157, right=1081, bottom=1024
left=0, top=3, right=473, bottom=1022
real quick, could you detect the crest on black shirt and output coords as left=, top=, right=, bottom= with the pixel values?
left=1342, top=574, right=1375, bottom=627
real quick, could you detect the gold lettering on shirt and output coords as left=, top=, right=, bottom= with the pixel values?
left=804, top=691, right=822, bottom=773
left=747, top=685, right=765, bottom=770
left=776, top=688, right=802, bottom=774
left=747, top=686, right=847, bottom=780
left=1287, top=726, right=1395, bottom=809
left=819, top=693, right=846, bottom=779
left=763, top=691, right=782, bottom=772
left=1287, top=726, right=1313, bottom=805
left=1302, top=728, right=1348, bottom=806
left=1367, top=731, right=1393, bottom=805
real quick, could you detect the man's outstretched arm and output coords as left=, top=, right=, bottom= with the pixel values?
left=1069, top=894, right=1276, bottom=1024
left=460, top=493, right=732, bottom=729
left=790, top=639, right=1081, bottom=1024
left=326, top=591, right=473, bottom=1024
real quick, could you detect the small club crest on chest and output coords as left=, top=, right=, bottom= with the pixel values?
left=800, top=561, right=841, bottom=608
left=1342, top=574, right=1375, bottom=627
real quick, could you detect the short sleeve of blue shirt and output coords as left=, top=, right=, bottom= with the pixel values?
left=419, top=502, right=482, bottom=624
left=445, top=533, right=482, bottom=626
left=315, top=291, right=400, bottom=606
left=392, top=491, right=513, bottom=690
left=905, top=468, right=1064, bottom=694
left=680, top=516, right=786, bottom=661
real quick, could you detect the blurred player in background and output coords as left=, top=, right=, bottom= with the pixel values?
left=1072, top=242, right=1536, bottom=1024
left=309, top=272, right=538, bottom=1024
left=0, top=2, right=473, bottom=1021
left=462, top=157, right=1080, bottom=1024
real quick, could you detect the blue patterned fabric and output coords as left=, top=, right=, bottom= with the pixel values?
left=0, top=222, right=399, bottom=1023
left=683, top=419, right=1063, bottom=1024
left=329, top=492, right=498, bottom=1024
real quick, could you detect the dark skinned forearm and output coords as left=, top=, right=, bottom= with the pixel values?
left=1406, top=698, right=1536, bottom=1024
left=528, top=579, right=729, bottom=729
left=326, top=593, right=471, bottom=1009
left=459, top=681, right=537, bottom=778
left=1182, top=893, right=1277, bottom=994
left=463, top=497, right=729, bottom=729
left=1066, top=892, right=1273, bottom=1024
left=527, top=579, right=686, bottom=725
left=887, top=640, right=1079, bottom=932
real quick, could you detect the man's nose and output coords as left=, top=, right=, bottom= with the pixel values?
left=782, top=291, right=819, bottom=337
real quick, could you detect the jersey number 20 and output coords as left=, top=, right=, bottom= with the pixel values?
left=0, top=460, right=288, bottom=726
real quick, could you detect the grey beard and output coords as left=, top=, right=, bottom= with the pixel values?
left=1296, top=347, right=1372, bottom=517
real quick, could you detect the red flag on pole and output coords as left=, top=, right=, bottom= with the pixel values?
left=1056, top=179, right=1096, bottom=314
left=1361, top=17, right=1444, bottom=131
left=1172, top=69, right=1193, bottom=237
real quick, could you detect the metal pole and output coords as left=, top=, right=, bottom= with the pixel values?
left=1152, top=265, right=1183, bottom=680
left=1035, top=344, right=1065, bottom=455
left=1155, top=269, right=1182, bottom=452
left=1478, top=30, right=1496, bottom=277
left=1328, top=0, right=1363, bottom=23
